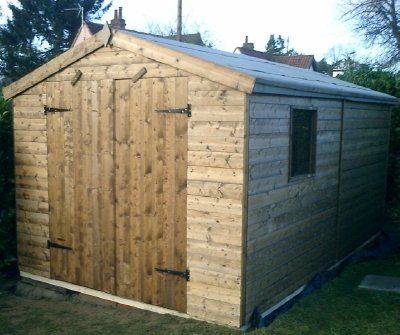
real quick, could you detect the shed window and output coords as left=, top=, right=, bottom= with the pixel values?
left=290, top=108, right=317, bottom=178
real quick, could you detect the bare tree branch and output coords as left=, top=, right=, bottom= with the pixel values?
left=341, top=0, right=400, bottom=66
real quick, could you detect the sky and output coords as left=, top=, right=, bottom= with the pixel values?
left=99, top=0, right=375, bottom=62
left=0, top=0, right=377, bottom=62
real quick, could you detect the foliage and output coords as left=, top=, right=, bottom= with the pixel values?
left=337, top=59, right=398, bottom=95
left=315, top=58, right=334, bottom=75
left=0, top=91, right=15, bottom=272
left=341, top=0, right=400, bottom=67
left=337, top=61, right=400, bottom=216
left=265, top=34, right=297, bottom=55
left=0, top=0, right=112, bottom=84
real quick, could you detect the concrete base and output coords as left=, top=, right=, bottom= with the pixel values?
left=359, top=275, right=400, bottom=293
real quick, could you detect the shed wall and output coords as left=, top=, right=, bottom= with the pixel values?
left=13, top=84, right=50, bottom=278
left=186, top=77, right=245, bottom=326
left=244, top=95, right=390, bottom=323
left=245, top=95, right=342, bottom=322
left=337, top=102, right=390, bottom=258
left=13, top=45, right=245, bottom=327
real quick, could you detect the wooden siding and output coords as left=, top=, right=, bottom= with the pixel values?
left=14, top=45, right=245, bottom=327
left=337, top=102, right=390, bottom=258
left=186, top=76, right=245, bottom=327
left=13, top=84, right=50, bottom=278
left=245, top=96, right=342, bottom=323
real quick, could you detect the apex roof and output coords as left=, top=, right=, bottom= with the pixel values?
left=3, top=26, right=397, bottom=105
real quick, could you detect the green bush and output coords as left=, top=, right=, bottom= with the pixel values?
left=0, top=91, right=16, bottom=271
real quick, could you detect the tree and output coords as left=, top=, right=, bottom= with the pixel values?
left=0, top=0, right=112, bottom=84
left=0, top=90, right=15, bottom=272
left=341, top=0, right=400, bottom=66
left=316, top=58, right=334, bottom=75
left=337, top=59, right=398, bottom=96
left=265, top=34, right=297, bottom=55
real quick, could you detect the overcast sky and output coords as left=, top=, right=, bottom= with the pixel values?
left=0, top=0, right=376, bottom=62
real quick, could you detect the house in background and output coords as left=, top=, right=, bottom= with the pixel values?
left=71, top=7, right=204, bottom=47
left=235, top=36, right=317, bottom=71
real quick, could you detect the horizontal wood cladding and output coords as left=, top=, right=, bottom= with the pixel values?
left=13, top=84, right=50, bottom=278
left=336, top=102, right=390, bottom=258
left=245, top=96, right=342, bottom=323
left=186, top=76, right=245, bottom=327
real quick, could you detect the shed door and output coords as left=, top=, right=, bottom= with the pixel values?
left=114, top=77, right=188, bottom=312
left=47, top=77, right=187, bottom=312
left=47, top=80, right=116, bottom=294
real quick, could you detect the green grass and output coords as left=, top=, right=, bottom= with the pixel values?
left=255, top=254, right=400, bottom=335
left=0, top=254, right=399, bottom=334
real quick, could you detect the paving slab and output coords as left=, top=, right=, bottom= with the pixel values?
left=359, top=275, right=400, bottom=293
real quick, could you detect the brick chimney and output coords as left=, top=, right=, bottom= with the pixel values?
left=242, top=36, right=254, bottom=50
left=110, top=7, right=126, bottom=30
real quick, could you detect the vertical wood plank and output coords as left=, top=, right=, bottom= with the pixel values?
left=99, top=79, right=116, bottom=294
left=72, top=80, right=83, bottom=285
left=173, top=76, right=188, bottom=312
left=60, top=81, right=75, bottom=283
left=115, top=80, right=131, bottom=296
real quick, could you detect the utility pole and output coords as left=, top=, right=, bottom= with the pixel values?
left=177, top=0, right=182, bottom=42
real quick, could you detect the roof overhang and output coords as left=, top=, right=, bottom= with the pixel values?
left=253, top=77, right=398, bottom=105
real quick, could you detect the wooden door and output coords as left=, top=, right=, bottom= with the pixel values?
left=47, top=77, right=188, bottom=311
left=114, top=77, right=188, bottom=312
left=47, top=80, right=116, bottom=294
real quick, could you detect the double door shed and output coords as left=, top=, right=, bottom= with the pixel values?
left=4, top=25, right=397, bottom=327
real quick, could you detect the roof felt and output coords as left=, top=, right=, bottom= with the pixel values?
left=127, top=30, right=396, bottom=104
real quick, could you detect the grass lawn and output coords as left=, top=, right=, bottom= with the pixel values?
left=1, top=231, right=399, bottom=334
left=255, top=254, right=400, bottom=335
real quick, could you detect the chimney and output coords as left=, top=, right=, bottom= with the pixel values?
left=110, top=7, right=126, bottom=30
left=242, top=36, right=254, bottom=50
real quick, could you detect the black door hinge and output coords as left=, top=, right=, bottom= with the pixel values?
left=47, top=240, right=72, bottom=251
left=44, top=105, right=71, bottom=115
left=155, top=267, right=190, bottom=281
left=156, top=104, right=191, bottom=117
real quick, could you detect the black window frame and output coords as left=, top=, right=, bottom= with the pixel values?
left=289, top=107, right=317, bottom=179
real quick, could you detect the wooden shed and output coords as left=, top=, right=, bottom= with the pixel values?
left=3, top=25, right=397, bottom=327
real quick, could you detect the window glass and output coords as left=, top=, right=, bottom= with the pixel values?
left=290, top=109, right=317, bottom=177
